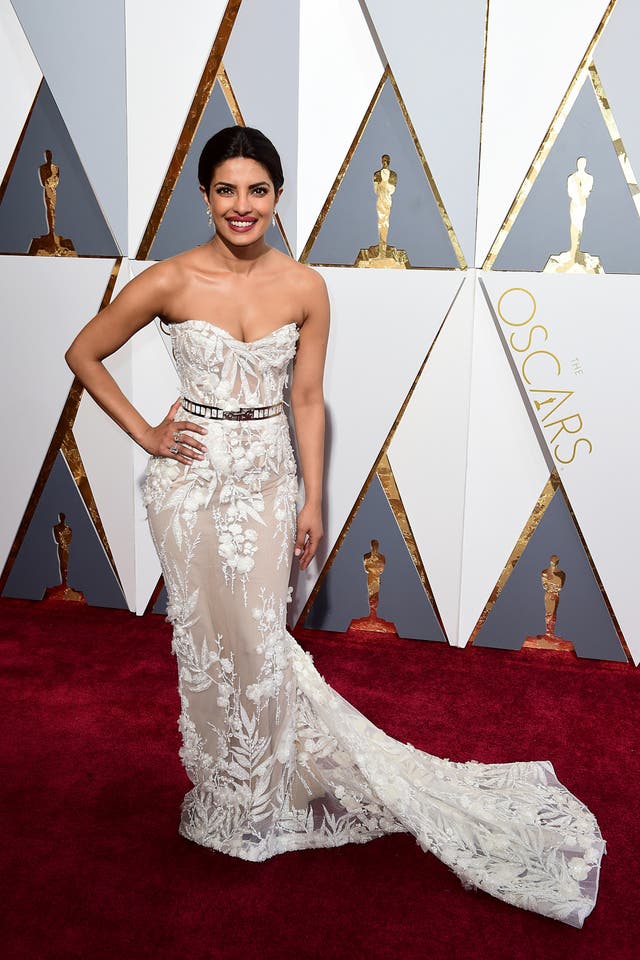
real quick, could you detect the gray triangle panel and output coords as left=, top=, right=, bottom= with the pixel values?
left=307, top=77, right=458, bottom=268
left=305, top=475, right=445, bottom=642
left=3, top=452, right=127, bottom=609
left=494, top=77, right=640, bottom=273
left=0, top=80, right=119, bottom=256
left=473, top=488, right=626, bottom=661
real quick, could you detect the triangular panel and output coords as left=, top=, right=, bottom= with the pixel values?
left=0, top=254, right=117, bottom=574
left=297, top=0, right=384, bottom=257
left=494, top=72, right=640, bottom=273
left=11, top=0, right=128, bottom=251
left=472, top=486, right=626, bottom=662
left=306, top=75, right=459, bottom=268
left=364, top=0, right=486, bottom=266
left=594, top=0, right=640, bottom=193
left=125, top=0, right=231, bottom=257
left=387, top=274, right=474, bottom=646
left=459, top=275, right=550, bottom=645
left=305, top=474, right=445, bottom=643
left=289, top=267, right=464, bottom=625
left=476, top=0, right=612, bottom=266
left=0, top=78, right=118, bottom=255
left=481, top=272, right=640, bottom=664
left=3, top=452, right=127, bottom=609
left=0, top=1, right=41, bottom=185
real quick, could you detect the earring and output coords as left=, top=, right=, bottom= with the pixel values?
left=206, top=207, right=213, bottom=226
left=272, top=212, right=277, bottom=228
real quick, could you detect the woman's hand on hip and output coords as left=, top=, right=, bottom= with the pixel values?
left=140, top=397, right=208, bottom=463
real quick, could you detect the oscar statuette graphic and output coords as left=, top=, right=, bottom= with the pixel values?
left=347, top=539, right=398, bottom=636
left=543, top=157, right=603, bottom=274
left=28, top=149, right=77, bottom=257
left=523, top=555, right=574, bottom=653
left=355, top=154, right=410, bottom=268
left=44, top=512, right=85, bottom=602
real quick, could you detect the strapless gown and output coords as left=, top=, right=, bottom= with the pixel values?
left=142, top=319, right=605, bottom=927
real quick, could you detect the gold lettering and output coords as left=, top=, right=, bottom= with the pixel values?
left=497, top=287, right=536, bottom=327
left=555, top=436, right=593, bottom=464
left=546, top=412, right=584, bottom=444
left=529, top=388, right=575, bottom=422
left=509, top=324, right=548, bottom=353
left=522, top=350, right=561, bottom=386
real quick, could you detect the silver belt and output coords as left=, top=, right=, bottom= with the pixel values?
left=182, top=397, right=283, bottom=421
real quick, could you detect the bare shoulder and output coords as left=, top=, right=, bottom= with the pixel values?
left=273, top=255, right=328, bottom=313
left=121, top=247, right=203, bottom=307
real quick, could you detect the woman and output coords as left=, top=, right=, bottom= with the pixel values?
left=66, top=125, right=604, bottom=927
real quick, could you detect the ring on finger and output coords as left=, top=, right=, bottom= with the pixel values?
left=169, top=444, right=180, bottom=455
left=173, top=430, right=181, bottom=441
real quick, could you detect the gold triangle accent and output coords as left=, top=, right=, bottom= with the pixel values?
left=299, top=65, right=466, bottom=268
left=473, top=1, right=491, bottom=259
left=482, top=0, right=619, bottom=270
left=589, top=62, right=640, bottom=217
left=296, top=276, right=465, bottom=628
left=376, top=452, right=447, bottom=637
left=135, top=0, right=243, bottom=260
left=216, top=63, right=245, bottom=125
left=62, top=431, right=122, bottom=587
left=0, top=258, right=122, bottom=591
left=467, top=473, right=559, bottom=645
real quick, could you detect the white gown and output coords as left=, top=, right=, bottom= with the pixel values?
left=142, top=318, right=605, bottom=928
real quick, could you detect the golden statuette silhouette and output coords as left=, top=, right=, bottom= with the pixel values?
left=543, top=157, right=603, bottom=274
left=524, top=554, right=574, bottom=653
left=28, top=149, right=77, bottom=257
left=355, top=154, right=410, bottom=269
left=44, top=512, right=85, bottom=602
left=348, top=539, right=398, bottom=636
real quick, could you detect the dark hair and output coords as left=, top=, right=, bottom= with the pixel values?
left=197, top=125, right=284, bottom=194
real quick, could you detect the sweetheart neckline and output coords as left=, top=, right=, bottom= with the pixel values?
left=168, top=318, right=300, bottom=346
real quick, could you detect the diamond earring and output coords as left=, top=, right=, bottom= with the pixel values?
left=206, top=207, right=213, bottom=226
left=272, top=212, right=277, bottom=228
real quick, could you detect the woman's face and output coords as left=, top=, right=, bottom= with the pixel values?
left=200, top=156, right=281, bottom=246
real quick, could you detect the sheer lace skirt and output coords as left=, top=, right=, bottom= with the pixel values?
left=143, top=412, right=605, bottom=928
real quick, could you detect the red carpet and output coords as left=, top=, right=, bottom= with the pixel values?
left=1, top=597, right=637, bottom=960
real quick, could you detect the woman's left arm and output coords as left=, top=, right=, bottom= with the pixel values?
left=290, top=268, right=330, bottom=571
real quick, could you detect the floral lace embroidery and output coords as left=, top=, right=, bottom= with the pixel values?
left=142, top=320, right=605, bottom=928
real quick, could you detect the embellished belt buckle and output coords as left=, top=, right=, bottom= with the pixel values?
left=224, top=408, right=254, bottom=421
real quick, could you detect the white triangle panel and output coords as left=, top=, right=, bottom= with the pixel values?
left=297, top=0, right=384, bottom=257
left=458, top=275, right=550, bottom=645
left=476, top=0, right=610, bottom=266
left=0, top=1, right=41, bottom=184
left=73, top=263, right=137, bottom=610
left=593, top=0, right=640, bottom=185
left=364, top=0, right=486, bottom=265
left=129, top=260, right=182, bottom=613
left=125, top=0, right=229, bottom=257
left=11, top=0, right=128, bottom=252
left=0, top=255, right=116, bottom=573
left=386, top=275, right=474, bottom=646
left=482, top=272, right=640, bottom=664
left=290, top=267, right=464, bottom=625
left=224, top=0, right=299, bottom=250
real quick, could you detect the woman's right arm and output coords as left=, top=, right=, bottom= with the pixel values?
left=65, top=262, right=207, bottom=463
